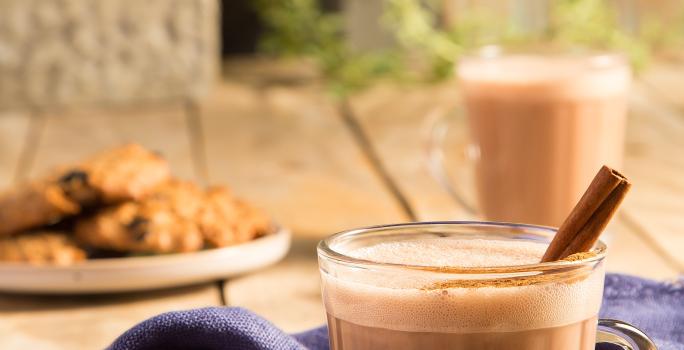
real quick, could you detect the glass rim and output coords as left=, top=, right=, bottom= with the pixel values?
left=457, top=45, right=630, bottom=72
left=317, top=221, right=607, bottom=275
left=461, top=44, right=628, bottom=60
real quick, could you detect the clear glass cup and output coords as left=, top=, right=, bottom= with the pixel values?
left=427, top=47, right=631, bottom=228
left=318, top=221, right=656, bottom=350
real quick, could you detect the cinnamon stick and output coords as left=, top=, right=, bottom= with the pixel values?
left=541, top=166, right=631, bottom=262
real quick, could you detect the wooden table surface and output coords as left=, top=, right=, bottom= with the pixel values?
left=0, top=57, right=682, bottom=349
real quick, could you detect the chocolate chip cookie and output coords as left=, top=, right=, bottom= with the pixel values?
left=0, top=144, right=170, bottom=236
left=75, top=180, right=205, bottom=254
left=199, top=188, right=272, bottom=248
left=75, top=181, right=273, bottom=254
left=0, top=231, right=86, bottom=265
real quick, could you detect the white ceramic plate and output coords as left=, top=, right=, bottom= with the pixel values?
left=0, top=228, right=291, bottom=294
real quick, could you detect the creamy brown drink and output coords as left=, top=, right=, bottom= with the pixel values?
left=458, top=53, right=631, bottom=227
left=320, top=234, right=605, bottom=350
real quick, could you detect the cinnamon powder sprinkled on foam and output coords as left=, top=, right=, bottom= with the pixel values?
left=561, top=251, right=597, bottom=262
left=422, top=251, right=598, bottom=290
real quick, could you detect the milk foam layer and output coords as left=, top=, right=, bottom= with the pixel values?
left=458, top=54, right=631, bottom=99
left=349, top=238, right=546, bottom=267
left=322, top=238, right=604, bottom=333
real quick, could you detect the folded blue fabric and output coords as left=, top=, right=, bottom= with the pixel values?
left=108, top=273, right=683, bottom=350
left=600, top=274, right=683, bottom=349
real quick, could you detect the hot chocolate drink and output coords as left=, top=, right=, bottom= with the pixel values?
left=321, top=237, right=605, bottom=350
left=458, top=53, right=631, bottom=226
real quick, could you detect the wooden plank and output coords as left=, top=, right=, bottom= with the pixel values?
left=349, top=83, right=679, bottom=279
left=221, top=57, right=321, bottom=87
left=632, top=66, right=684, bottom=267
left=0, top=284, right=220, bottom=350
left=641, top=59, right=684, bottom=108
left=224, top=239, right=325, bottom=333
left=27, top=105, right=196, bottom=180
left=200, top=81, right=407, bottom=238
left=0, top=112, right=31, bottom=187
left=347, top=82, right=474, bottom=221
left=0, top=104, right=222, bottom=350
left=603, top=220, right=679, bottom=279
left=620, top=84, right=684, bottom=272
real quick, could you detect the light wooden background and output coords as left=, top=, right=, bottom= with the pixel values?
left=0, top=57, right=682, bottom=349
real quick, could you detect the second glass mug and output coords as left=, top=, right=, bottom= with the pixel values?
left=426, top=46, right=632, bottom=228
left=318, top=221, right=657, bottom=350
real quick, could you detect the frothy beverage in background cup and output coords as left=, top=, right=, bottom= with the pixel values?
left=318, top=222, right=656, bottom=350
left=428, top=48, right=632, bottom=227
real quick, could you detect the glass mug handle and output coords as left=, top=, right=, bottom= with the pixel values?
left=424, top=106, right=477, bottom=214
left=596, top=319, right=658, bottom=349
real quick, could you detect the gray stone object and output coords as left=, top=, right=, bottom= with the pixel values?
left=0, top=0, right=219, bottom=110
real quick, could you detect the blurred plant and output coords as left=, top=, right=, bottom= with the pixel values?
left=252, top=0, right=404, bottom=96
left=253, top=0, right=683, bottom=93
left=547, top=0, right=650, bottom=69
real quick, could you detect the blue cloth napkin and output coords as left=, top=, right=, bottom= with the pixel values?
left=108, top=273, right=683, bottom=350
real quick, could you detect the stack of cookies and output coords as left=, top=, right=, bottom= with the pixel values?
left=0, top=144, right=273, bottom=266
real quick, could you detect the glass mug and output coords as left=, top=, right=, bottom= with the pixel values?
left=426, top=47, right=631, bottom=228
left=318, top=221, right=657, bottom=350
